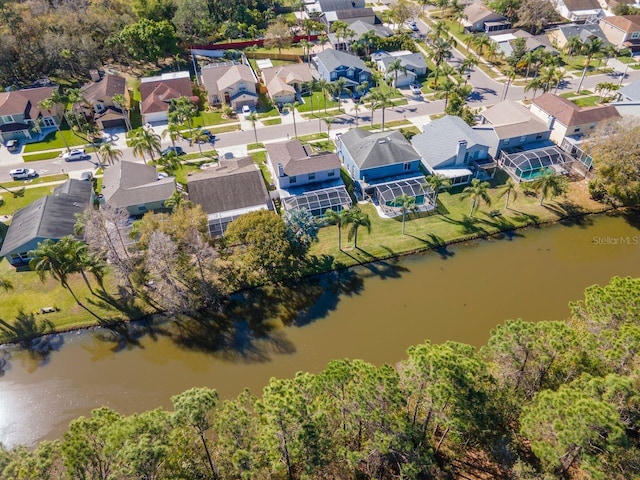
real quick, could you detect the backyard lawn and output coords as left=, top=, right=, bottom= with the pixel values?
left=298, top=91, right=339, bottom=113
left=0, top=183, right=64, bottom=216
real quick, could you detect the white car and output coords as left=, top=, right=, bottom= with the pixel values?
left=62, top=148, right=86, bottom=162
left=9, top=168, right=37, bottom=180
left=408, top=21, right=419, bottom=31
left=242, top=105, right=252, bottom=118
left=411, top=84, right=422, bottom=95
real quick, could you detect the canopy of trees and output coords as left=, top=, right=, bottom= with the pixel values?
left=2, top=276, right=640, bottom=479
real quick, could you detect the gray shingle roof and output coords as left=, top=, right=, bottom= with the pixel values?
left=317, top=0, right=365, bottom=11
left=0, top=179, right=92, bottom=258
left=102, top=161, right=176, bottom=209
left=558, top=23, right=608, bottom=44
left=266, top=139, right=341, bottom=177
left=619, top=79, right=640, bottom=101
left=379, top=52, right=428, bottom=71
left=340, top=129, right=420, bottom=169
left=411, top=115, right=489, bottom=166
left=481, top=100, right=549, bottom=139
left=316, top=49, right=371, bottom=74
left=187, top=157, right=271, bottom=214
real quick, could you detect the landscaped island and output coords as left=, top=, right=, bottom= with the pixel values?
left=1, top=276, right=639, bottom=479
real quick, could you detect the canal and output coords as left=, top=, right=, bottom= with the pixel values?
left=1, top=212, right=640, bottom=448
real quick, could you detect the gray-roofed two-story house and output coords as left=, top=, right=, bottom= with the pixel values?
left=314, top=49, right=372, bottom=96
left=473, top=100, right=551, bottom=157
left=328, top=21, right=393, bottom=51
left=101, top=161, right=176, bottom=216
left=411, top=115, right=490, bottom=186
left=187, top=157, right=272, bottom=237
left=79, top=73, right=130, bottom=130
left=618, top=79, right=640, bottom=102
left=462, top=3, right=511, bottom=33
left=0, top=86, right=63, bottom=145
left=0, top=179, right=93, bottom=267
left=265, top=139, right=351, bottom=216
left=306, top=0, right=365, bottom=14
left=547, top=23, right=610, bottom=50
left=200, top=62, right=259, bottom=111
left=373, top=50, right=428, bottom=87
left=321, top=7, right=377, bottom=27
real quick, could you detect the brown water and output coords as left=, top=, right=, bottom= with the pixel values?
left=1, top=212, right=640, bottom=448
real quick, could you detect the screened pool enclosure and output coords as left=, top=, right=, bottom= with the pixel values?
left=499, top=146, right=574, bottom=182
left=374, top=177, right=437, bottom=216
left=281, top=186, right=353, bottom=217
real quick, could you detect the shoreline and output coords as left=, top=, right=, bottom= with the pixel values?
left=1, top=202, right=627, bottom=349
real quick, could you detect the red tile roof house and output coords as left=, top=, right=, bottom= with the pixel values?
left=0, top=86, right=63, bottom=145
left=139, top=71, right=194, bottom=124
left=530, top=93, right=621, bottom=143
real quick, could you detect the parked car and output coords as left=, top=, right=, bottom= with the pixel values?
left=242, top=105, right=252, bottom=118
left=201, top=130, right=216, bottom=143
left=79, top=171, right=93, bottom=182
left=9, top=168, right=37, bottom=180
left=6, top=139, right=19, bottom=152
left=161, top=146, right=185, bottom=156
left=157, top=171, right=169, bottom=180
left=411, top=84, right=422, bottom=95
left=62, top=148, right=86, bottom=162
left=408, top=21, right=419, bottom=31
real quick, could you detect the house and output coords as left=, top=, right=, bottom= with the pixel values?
left=338, top=129, right=435, bottom=215
left=462, top=3, right=511, bottom=33
left=265, top=139, right=351, bottom=216
left=139, top=71, right=193, bottom=124
left=79, top=72, right=130, bottom=130
left=306, top=0, right=365, bottom=15
left=373, top=50, right=428, bottom=87
left=473, top=100, right=551, bottom=157
left=0, top=86, right=62, bottom=144
left=0, top=179, right=93, bottom=267
left=321, top=7, right=377, bottom=27
left=552, top=0, right=603, bottom=23
left=314, top=49, right=372, bottom=95
left=261, top=64, right=314, bottom=105
left=599, top=15, right=640, bottom=54
left=530, top=93, right=621, bottom=143
left=187, top=157, right=272, bottom=237
left=101, top=161, right=176, bottom=216
left=328, top=20, right=393, bottom=50
left=547, top=23, right=610, bottom=50
left=411, top=115, right=490, bottom=186
left=200, top=62, right=259, bottom=111
left=618, top=78, right=640, bottom=101
left=489, top=30, right=559, bottom=57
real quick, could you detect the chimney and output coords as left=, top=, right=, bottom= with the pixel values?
left=89, top=69, right=101, bottom=82
left=455, top=140, right=467, bottom=165
left=277, top=163, right=284, bottom=177
left=547, top=115, right=556, bottom=130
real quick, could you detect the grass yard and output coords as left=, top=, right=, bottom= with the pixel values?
left=308, top=172, right=607, bottom=266
left=309, top=139, right=336, bottom=152
left=168, top=162, right=209, bottom=185
left=573, top=95, right=601, bottom=107
left=298, top=91, right=339, bottom=113
left=298, top=132, right=329, bottom=142
left=192, top=110, right=237, bottom=128
left=257, top=94, right=280, bottom=118
left=262, top=118, right=282, bottom=126
left=22, top=128, right=87, bottom=153
left=250, top=150, right=273, bottom=185
left=23, top=151, right=62, bottom=162
left=247, top=143, right=265, bottom=150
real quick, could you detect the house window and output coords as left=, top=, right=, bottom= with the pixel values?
left=328, top=170, right=335, bottom=177
left=536, top=133, right=543, bottom=139
left=330, top=73, right=337, bottom=81
left=95, top=103, right=105, bottom=113
left=503, top=138, right=510, bottom=145
left=290, top=176, right=297, bottom=183
left=403, top=162, right=411, bottom=171
left=308, top=173, right=315, bottom=181
left=1, top=115, right=14, bottom=123
left=138, top=205, right=147, bottom=212
left=574, top=127, right=581, bottom=133
left=632, top=32, right=640, bottom=39
left=43, top=118, right=55, bottom=127
left=520, top=135, right=527, bottom=142
left=238, top=82, right=247, bottom=92
left=347, top=68, right=355, bottom=79
left=359, top=74, right=368, bottom=83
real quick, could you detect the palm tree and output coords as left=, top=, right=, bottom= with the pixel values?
left=98, top=143, right=122, bottom=166
left=324, top=116, right=335, bottom=136
left=429, top=20, right=447, bottom=42
left=437, top=78, right=457, bottom=109
left=38, top=93, right=71, bottom=151
left=577, top=37, right=603, bottom=93
left=461, top=178, right=491, bottom=217
left=343, top=207, right=371, bottom=249
left=502, top=66, right=517, bottom=100
left=29, top=238, right=102, bottom=321
left=498, top=178, right=518, bottom=210
left=247, top=112, right=259, bottom=144
left=317, top=78, right=331, bottom=114
left=192, top=128, right=211, bottom=156
left=164, top=190, right=191, bottom=212
left=283, top=102, right=299, bottom=137
left=330, top=77, right=349, bottom=113
left=353, top=99, right=363, bottom=127
left=524, top=77, right=544, bottom=99
left=324, top=208, right=346, bottom=250
left=424, top=174, right=451, bottom=213
left=299, top=39, right=313, bottom=63
left=431, top=37, right=455, bottom=89
left=155, top=150, right=182, bottom=176
left=564, top=35, right=583, bottom=56
left=131, top=127, right=161, bottom=164
left=386, top=58, right=408, bottom=88
left=595, top=81, right=618, bottom=102
left=169, top=96, right=198, bottom=139
left=162, top=123, right=182, bottom=150
left=370, top=89, right=394, bottom=131
left=471, top=34, right=490, bottom=56
left=394, top=194, right=417, bottom=235
left=530, top=168, right=568, bottom=205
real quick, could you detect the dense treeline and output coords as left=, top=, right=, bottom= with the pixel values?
left=1, top=276, right=639, bottom=479
left=0, top=0, right=273, bottom=87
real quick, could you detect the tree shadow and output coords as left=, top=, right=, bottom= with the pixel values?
left=440, top=214, right=487, bottom=235
left=477, top=213, right=525, bottom=240
left=618, top=208, right=640, bottom=230
left=509, top=210, right=541, bottom=227
left=542, top=201, right=594, bottom=227
left=406, top=233, right=456, bottom=258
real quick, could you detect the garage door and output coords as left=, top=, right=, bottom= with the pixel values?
left=101, top=119, right=126, bottom=129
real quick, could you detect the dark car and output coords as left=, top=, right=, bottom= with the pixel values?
left=201, top=130, right=216, bottom=143
left=161, top=146, right=186, bottom=156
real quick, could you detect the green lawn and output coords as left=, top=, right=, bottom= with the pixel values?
left=0, top=184, right=60, bottom=216
left=247, top=142, right=265, bottom=150
left=23, top=128, right=87, bottom=153
left=298, top=91, right=339, bottom=113
left=23, top=151, right=62, bottom=162
left=309, top=139, right=336, bottom=152
left=250, top=150, right=273, bottom=185
left=298, top=132, right=329, bottom=142
left=257, top=94, right=280, bottom=118
left=167, top=162, right=209, bottom=185
left=192, top=110, right=237, bottom=127
left=573, top=95, right=601, bottom=107
left=262, top=118, right=282, bottom=126
left=1, top=173, right=68, bottom=191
